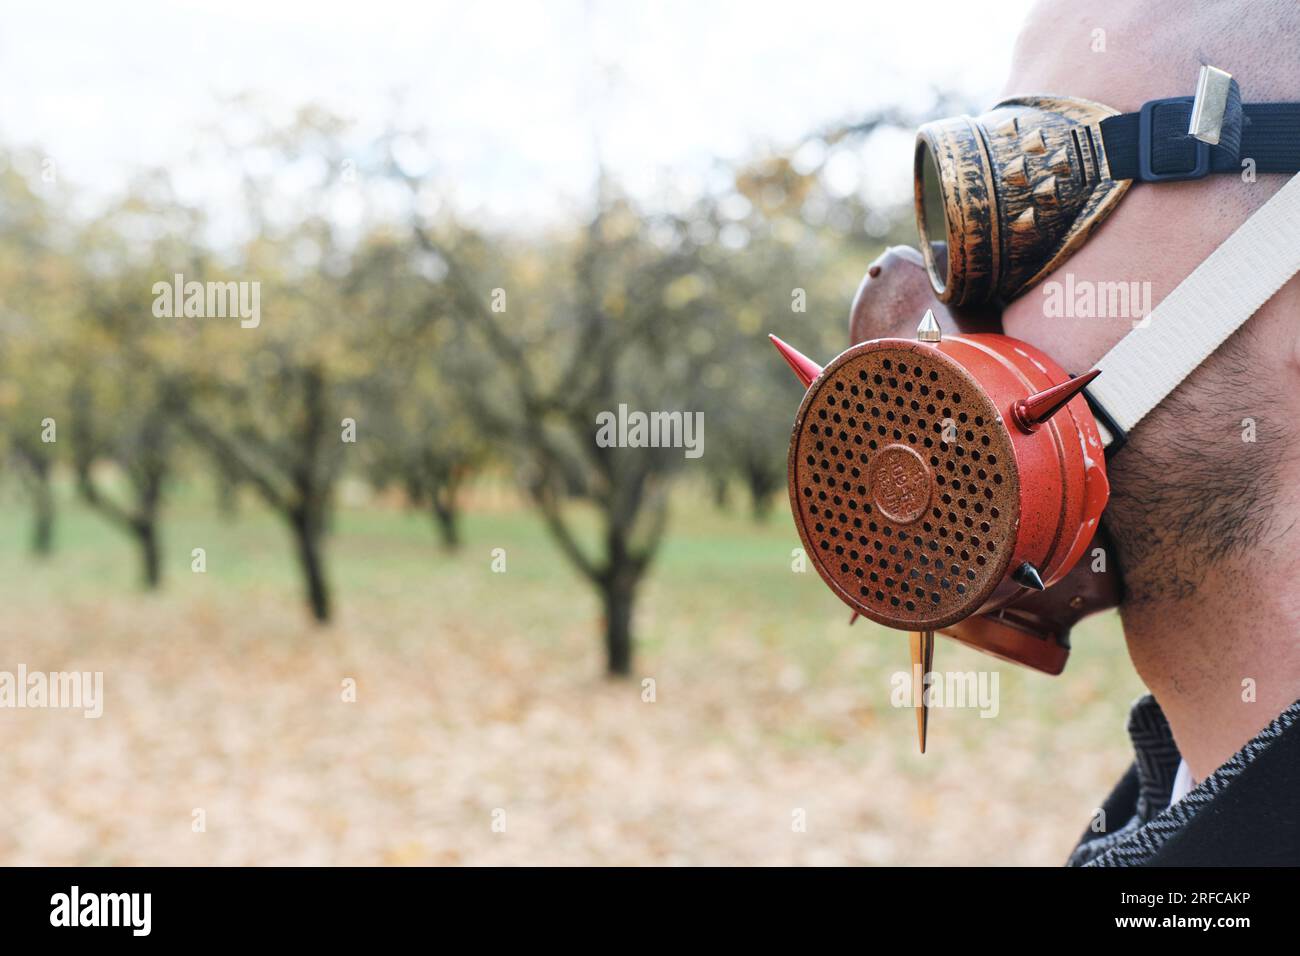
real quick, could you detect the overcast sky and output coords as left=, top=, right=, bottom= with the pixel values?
left=0, top=0, right=1035, bottom=226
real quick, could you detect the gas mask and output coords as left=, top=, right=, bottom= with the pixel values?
left=773, top=68, right=1300, bottom=748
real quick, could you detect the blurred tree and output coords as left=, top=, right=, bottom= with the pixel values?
left=180, top=355, right=342, bottom=619
left=0, top=150, right=71, bottom=556
left=345, top=230, right=491, bottom=552
left=391, top=159, right=714, bottom=674
left=176, top=106, right=371, bottom=622
left=210, top=451, right=245, bottom=521
left=64, top=175, right=205, bottom=588
left=691, top=160, right=888, bottom=523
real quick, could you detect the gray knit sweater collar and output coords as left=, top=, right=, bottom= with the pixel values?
left=1069, top=695, right=1300, bottom=867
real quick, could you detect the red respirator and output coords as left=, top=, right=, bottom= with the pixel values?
left=773, top=305, right=1108, bottom=673
left=772, top=279, right=1116, bottom=751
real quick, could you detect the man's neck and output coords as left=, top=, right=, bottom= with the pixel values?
left=1121, top=556, right=1300, bottom=782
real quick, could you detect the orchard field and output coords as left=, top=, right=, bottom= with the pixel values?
left=0, top=475, right=1141, bottom=865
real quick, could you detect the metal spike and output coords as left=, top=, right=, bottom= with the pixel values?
left=1033, top=175, right=1060, bottom=206
left=993, top=117, right=1019, bottom=138
left=1010, top=207, right=1037, bottom=232
left=768, top=334, right=823, bottom=389
left=1003, top=155, right=1029, bottom=188
left=1012, top=561, right=1046, bottom=591
left=916, top=309, right=941, bottom=343
left=910, top=630, right=934, bottom=753
left=1010, top=369, right=1101, bottom=432
left=1046, top=149, right=1072, bottom=175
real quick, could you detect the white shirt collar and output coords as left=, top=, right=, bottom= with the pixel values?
left=1169, top=758, right=1197, bottom=806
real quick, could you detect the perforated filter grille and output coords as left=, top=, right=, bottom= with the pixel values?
left=789, top=344, right=1021, bottom=630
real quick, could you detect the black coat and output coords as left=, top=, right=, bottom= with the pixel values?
left=1070, top=697, right=1300, bottom=866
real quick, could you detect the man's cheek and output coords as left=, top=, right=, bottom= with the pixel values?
left=1001, top=294, right=1129, bottom=375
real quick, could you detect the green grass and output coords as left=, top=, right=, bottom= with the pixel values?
left=0, top=470, right=1139, bottom=733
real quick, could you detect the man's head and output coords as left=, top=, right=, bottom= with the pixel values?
left=1000, top=0, right=1300, bottom=604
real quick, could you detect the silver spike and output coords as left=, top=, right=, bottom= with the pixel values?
left=916, top=309, right=942, bottom=343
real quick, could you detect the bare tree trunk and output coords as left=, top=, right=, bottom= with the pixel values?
left=745, top=464, right=778, bottom=523
left=599, top=514, right=643, bottom=676
left=32, top=498, right=54, bottom=556
left=601, top=573, right=636, bottom=677
left=294, top=367, right=334, bottom=623
left=133, top=519, right=161, bottom=590
left=133, top=453, right=167, bottom=590
left=430, top=466, right=463, bottom=551
left=712, top=475, right=730, bottom=511
left=431, top=496, right=461, bottom=551
left=422, top=455, right=466, bottom=552
left=25, top=457, right=55, bottom=557
left=215, top=471, right=240, bottom=521
left=290, top=508, right=331, bottom=623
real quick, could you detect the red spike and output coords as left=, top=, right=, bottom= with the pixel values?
left=768, top=334, right=823, bottom=389
left=1011, top=369, right=1101, bottom=433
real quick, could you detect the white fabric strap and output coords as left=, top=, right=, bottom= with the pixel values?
left=1088, top=171, right=1300, bottom=446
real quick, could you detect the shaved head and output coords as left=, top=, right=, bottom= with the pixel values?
left=1000, top=0, right=1300, bottom=604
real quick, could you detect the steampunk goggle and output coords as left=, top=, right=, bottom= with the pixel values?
left=914, top=67, right=1299, bottom=304
left=773, top=68, right=1300, bottom=748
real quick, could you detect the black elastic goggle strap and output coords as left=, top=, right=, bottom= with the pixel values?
left=1100, top=83, right=1300, bottom=182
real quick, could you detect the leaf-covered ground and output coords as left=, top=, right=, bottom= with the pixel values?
left=0, top=479, right=1143, bottom=865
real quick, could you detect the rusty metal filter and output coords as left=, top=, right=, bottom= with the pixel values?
left=788, top=341, right=1021, bottom=631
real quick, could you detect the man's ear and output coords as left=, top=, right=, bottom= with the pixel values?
left=848, top=245, right=1002, bottom=346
